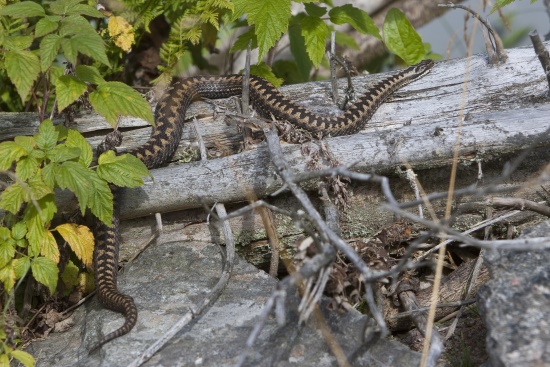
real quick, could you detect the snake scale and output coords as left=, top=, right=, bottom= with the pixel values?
left=89, top=59, right=434, bottom=353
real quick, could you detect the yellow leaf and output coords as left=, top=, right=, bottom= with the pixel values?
left=0, top=261, right=15, bottom=292
left=55, top=223, right=94, bottom=267
left=41, top=230, right=60, bottom=264
left=108, top=15, right=134, bottom=52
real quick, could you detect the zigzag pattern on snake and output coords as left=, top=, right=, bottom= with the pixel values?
left=89, top=59, right=434, bottom=353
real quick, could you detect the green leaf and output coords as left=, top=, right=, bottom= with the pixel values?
left=31, top=256, right=59, bottom=294
left=56, top=75, right=87, bottom=112
left=300, top=15, right=329, bottom=67
left=14, top=256, right=31, bottom=278
left=0, top=1, right=45, bottom=17
left=66, top=129, right=93, bottom=167
left=10, top=349, right=36, bottom=367
left=60, top=38, right=77, bottom=65
left=35, top=15, right=62, bottom=37
left=67, top=4, right=104, bottom=18
left=75, top=65, right=105, bottom=85
left=0, top=227, right=16, bottom=268
left=54, top=161, right=94, bottom=213
left=0, top=183, right=27, bottom=215
left=3, top=35, right=34, bottom=51
left=14, top=136, right=36, bottom=154
left=89, top=81, right=154, bottom=127
left=50, top=0, right=86, bottom=15
left=288, top=22, right=312, bottom=82
left=27, top=176, right=53, bottom=201
left=0, top=261, right=15, bottom=292
left=233, top=0, right=291, bottom=61
left=42, top=162, right=56, bottom=188
left=24, top=194, right=57, bottom=257
left=5, top=50, right=41, bottom=101
left=382, top=8, right=425, bottom=65
left=490, top=0, right=515, bottom=13
left=87, top=171, right=113, bottom=226
left=0, top=141, right=27, bottom=170
left=46, top=144, right=80, bottom=163
left=304, top=3, right=327, bottom=17
left=40, top=34, right=61, bottom=71
left=70, top=32, right=110, bottom=67
left=12, top=221, right=28, bottom=240
left=97, top=150, right=150, bottom=188
left=335, top=30, right=359, bottom=50
left=329, top=5, right=380, bottom=39
left=16, top=156, right=39, bottom=181
left=58, top=14, right=94, bottom=37
left=230, top=27, right=257, bottom=53
left=250, top=62, right=284, bottom=87
left=60, top=260, right=79, bottom=295
left=35, top=120, right=59, bottom=151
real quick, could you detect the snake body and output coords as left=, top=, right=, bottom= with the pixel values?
left=89, top=59, right=434, bottom=352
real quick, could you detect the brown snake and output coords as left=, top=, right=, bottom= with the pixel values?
left=89, top=59, right=434, bottom=353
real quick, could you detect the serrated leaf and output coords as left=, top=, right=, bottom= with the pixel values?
left=233, top=0, right=291, bottom=61
left=42, top=162, right=56, bottom=188
left=300, top=15, right=329, bottom=67
left=89, top=81, right=154, bottom=127
left=41, top=230, right=60, bottom=263
left=24, top=194, right=57, bottom=257
left=56, top=223, right=93, bottom=266
left=5, top=50, right=41, bottom=101
left=87, top=171, right=113, bottom=226
left=14, top=135, right=36, bottom=153
left=16, top=156, right=39, bottom=181
left=56, top=75, right=87, bottom=112
left=50, top=0, right=85, bottom=15
left=12, top=221, right=27, bottom=240
left=14, top=256, right=31, bottom=278
left=304, top=3, right=327, bottom=17
left=35, top=119, right=59, bottom=151
left=35, top=16, right=61, bottom=37
left=40, top=34, right=61, bottom=71
left=108, top=15, right=135, bottom=52
left=60, top=260, right=79, bottom=295
left=60, top=38, right=77, bottom=65
left=54, top=161, right=94, bottom=213
left=0, top=141, right=27, bottom=170
left=382, top=8, right=425, bottom=65
left=28, top=176, right=54, bottom=201
left=329, top=5, right=380, bottom=39
left=230, top=27, right=257, bottom=53
left=0, top=228, right=15, bottom=268
left=59, top=14, right=95, bottom=37
left=250, top=62, right=284, bottom=87
left=0, top=261, right=15, bottom=292
left=335, top=30, right=359, bottom=50
left=0, top=1, right=45, bottom=17
left=3, top=35, right=34, bottom=50
left=31, top=256, right=58, bottom=294
left=46, top=144, right=81, bottom=163
left=66, top=129, right=93, bottom=167
left=75, top=65, right=105, bottom=85
left=490, top=0, right=515, bottom=13
left=10, top=349, right=36, bottom=367
left=0, top=183, right=27, bottom=215
left=288, top=22, right=312, bottom=82
left=97, top=150, right=150, bottom=188
left=67, top=4, right=104, bottom=18
left=70, top=32, right=110, bottom=67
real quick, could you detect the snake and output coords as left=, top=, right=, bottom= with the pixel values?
left=89, top=59, right=434, bottom=353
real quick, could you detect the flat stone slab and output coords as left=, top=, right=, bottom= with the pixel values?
left=28, top=239, right=421, bottom=366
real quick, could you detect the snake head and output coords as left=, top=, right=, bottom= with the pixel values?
left=413, top=59, right=435, bottom=76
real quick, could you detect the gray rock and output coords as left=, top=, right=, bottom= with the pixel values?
left=478, top=220, right=550, bottom=367
left=28, top=240, right=421, bottom=366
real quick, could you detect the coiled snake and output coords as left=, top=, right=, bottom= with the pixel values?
left=89, top=59, right=434, bottom=352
